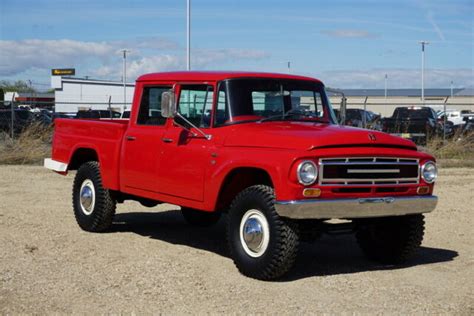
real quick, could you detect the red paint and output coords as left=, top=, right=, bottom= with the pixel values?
left=50, top=71, right=436, bottom=212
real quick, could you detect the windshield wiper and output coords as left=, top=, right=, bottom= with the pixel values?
left=257, top=110, right=313, bottom=123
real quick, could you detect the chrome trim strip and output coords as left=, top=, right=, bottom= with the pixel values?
left=274, top=195, right=437, bottom=219
left=321, top=161, right=418, bottom=165
left=44, top=158, right=68, bottom=172
left=320, top=177, right=419, bottom=182
left=347, top=169, right=400, bottom=173
left=320, top=157, right=418, bottom=163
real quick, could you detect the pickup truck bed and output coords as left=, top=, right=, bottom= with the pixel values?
left=52, top=119, right=128, bottom=189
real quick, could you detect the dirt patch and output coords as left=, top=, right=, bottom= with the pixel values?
left=0, top=166, right=473, bottom=313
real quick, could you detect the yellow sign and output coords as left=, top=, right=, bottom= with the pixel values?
left=51, top=68, right=75, bottom=76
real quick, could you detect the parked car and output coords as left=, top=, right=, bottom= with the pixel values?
left=75, top=109, right=121, bottom=119
left=52, top=112, right=75, bottom=121
left=0, top=109, right=49, bottom=133
left=382, top=106, right=440, bottom=144
left=437, top=110, right=474, bottom=127
left=45, top=71, right=438, bottom=280
left=343, top=109, right=382, bottom=130
left=121, top=110, right=131, bottom=119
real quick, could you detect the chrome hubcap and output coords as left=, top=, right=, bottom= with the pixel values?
left=239, top=209, right=270, bottom=257
left=243, top=218, right=264, bottom=251
left=79, top=180, right=95, bottom=215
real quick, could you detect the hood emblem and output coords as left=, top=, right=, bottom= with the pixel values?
left=368, top=133, right=377, bottom=141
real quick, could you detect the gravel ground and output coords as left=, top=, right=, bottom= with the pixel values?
left=0, top=165, right=473, bottom=314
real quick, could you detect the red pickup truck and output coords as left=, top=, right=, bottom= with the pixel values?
left=45, top=71, right=438, bottom=280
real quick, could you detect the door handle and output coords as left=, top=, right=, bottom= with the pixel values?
left=126, top=136, right=136, bottom=141
left=162, top=138, right=173, bottom=143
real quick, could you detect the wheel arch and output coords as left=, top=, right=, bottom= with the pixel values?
left=214, top=167, right=274, bottom=211
left=68, top=147, right=100, bottom=170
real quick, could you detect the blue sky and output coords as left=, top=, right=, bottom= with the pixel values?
left=0, top=0, right=473, bottom=89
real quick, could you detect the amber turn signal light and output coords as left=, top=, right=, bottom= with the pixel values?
left=417, top=186, right=430, bottom=195
left=303, top=188, right=321, bottom=198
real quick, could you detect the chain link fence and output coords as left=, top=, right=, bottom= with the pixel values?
left=1, top=97, right=473, bottom=143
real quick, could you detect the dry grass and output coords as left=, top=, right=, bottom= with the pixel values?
left=422, top=132, right=474, bottom=168
left=0, top=123, right=52, bottom=165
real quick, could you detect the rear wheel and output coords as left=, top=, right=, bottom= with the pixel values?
left=72, top=161, right=116, bottom=232
left=181, top=208, right=221, bottom=227
left=356, top=214, right=425, bottom=264
left=227, top=185, right=299, bottom=280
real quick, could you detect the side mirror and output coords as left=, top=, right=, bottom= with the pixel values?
left=161, top=90, right=176, bottom=118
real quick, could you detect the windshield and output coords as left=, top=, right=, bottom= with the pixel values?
left=214, top=78, right=335, bottom=126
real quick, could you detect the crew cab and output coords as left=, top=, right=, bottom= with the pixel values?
left=45, top=71, right=438, bottom=280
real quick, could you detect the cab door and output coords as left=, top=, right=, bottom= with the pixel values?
left=120, top=84, right=171, bottom=193
left=157, top=84, right=215, bottom=202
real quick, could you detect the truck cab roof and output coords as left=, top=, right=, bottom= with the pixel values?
left=137, top=71, right=323, bottom=84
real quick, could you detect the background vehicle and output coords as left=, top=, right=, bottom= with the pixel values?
left=342, top=109, right=382, bottom=130
left=75, top=109, right=121, bottom=119
left=437, top=109, right=474, bottom=126
left=121, top=110, right=131, bottom=119
left=0, top=108, right=50, bottom=133
left=382, top=106, right=440, bottom=144
left=45, top=71, right=438, bottom=280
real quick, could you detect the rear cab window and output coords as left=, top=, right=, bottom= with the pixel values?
left=137, top=86, right=171, bottom=126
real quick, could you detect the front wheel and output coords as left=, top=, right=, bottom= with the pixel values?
left=355, top=214, right=425, bottom=264
left=227, top=185, right=299, bottom=280
left=72, top=161, right=116, bottom=232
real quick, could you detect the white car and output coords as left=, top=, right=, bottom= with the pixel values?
left=437, top=110, right=474, bottom=126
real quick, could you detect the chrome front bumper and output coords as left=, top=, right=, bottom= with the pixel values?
left=275, top=195, right=438, bottom=219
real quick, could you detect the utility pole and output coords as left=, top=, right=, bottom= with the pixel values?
left=384, top=74, right=388, bottom=99
left=287, top=61, right=291, bottom=74
left=419, top=41, right=429, bottom=102
left=28, top=80, right=33, bottom=108
left=450, top=81, right=454, bottom=97
left=121, top=49, right=130, bottom=112
left=186, top=0, right=191, bottom=70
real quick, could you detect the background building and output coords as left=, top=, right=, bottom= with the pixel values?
left=51, top=76, right=134, bottom=113
left=3, top=91, right=55, bottom=109
left=329, top=88, right=473, bottom=116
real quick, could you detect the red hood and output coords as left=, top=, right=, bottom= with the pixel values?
left=223, top=122, right=417, bottom=151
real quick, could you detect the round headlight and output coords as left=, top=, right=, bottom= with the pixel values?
left=421, top=161, right=437, bottom=183
left=297, top=161, right=318, bottom=185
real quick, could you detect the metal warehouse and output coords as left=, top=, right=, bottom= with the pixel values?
left=51, top=76, right=135, bottom=113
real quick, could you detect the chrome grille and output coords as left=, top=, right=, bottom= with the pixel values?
left=319, top=157, right=419, bottom=185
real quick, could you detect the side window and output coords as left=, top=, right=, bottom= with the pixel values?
left=178, top=85, right=214, bottom=128
left=215, top=84, right=228, bottom=126
left=137, top=86, right=171, bottom=125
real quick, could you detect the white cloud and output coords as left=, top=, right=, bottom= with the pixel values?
left=0, top=39, right=269, bottom=80
left=0, top=37, right=181, bottom=77
left=0, top=39, right=114, bottom=76
left=426, top=11, right=446, bottom=41
left=321, top=29, right=378, bottom=39
left=93, top=55, right=182, bottom=79
left=320, top=68, right=474, bottom=89
left=93, top=49, right=269, bottom=80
